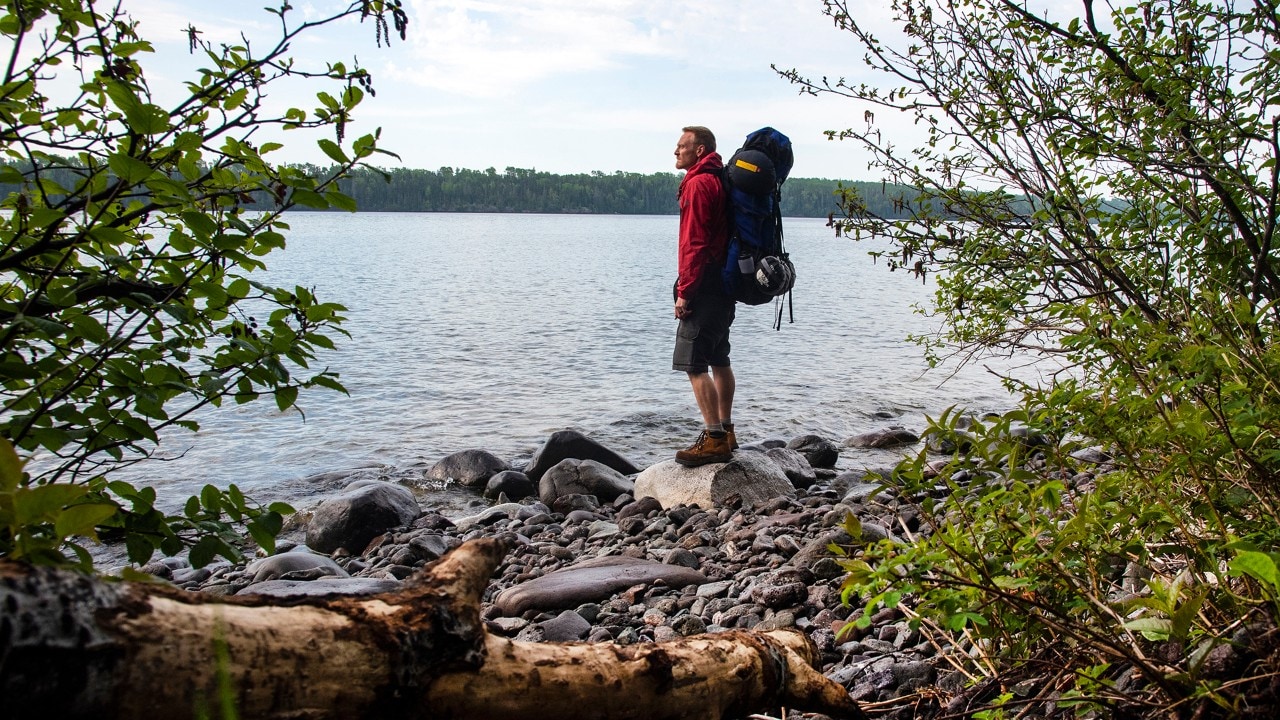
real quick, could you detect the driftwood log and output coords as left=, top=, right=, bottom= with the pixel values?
left=1, top=538, right=866, bottom=720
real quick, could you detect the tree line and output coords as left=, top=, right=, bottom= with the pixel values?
left=3, top=158, right=934, bottom=219
left=334, top=164, right=917, bottom=218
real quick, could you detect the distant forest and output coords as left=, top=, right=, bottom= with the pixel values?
left=337, top=165, right=909, bottom=218
left=1, top=159, right=930, bottom=218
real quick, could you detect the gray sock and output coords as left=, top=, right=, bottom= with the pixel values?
left=706, top=422, right=724, bottom=434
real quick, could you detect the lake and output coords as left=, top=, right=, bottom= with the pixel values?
left=113, top=212, right=1029, bottom=513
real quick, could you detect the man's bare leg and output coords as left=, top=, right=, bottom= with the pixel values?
left=687, top=371, right=721, bottom=428
left=711, top=365, right=735, bottom=424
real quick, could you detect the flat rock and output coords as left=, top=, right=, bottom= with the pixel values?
left=524, top=429, right=639, bottom=482
left=633, top=452, right=795, bottom=510
left=237, top=577, right=402, bottom=597
left=493, top=555, right=709, bottom=616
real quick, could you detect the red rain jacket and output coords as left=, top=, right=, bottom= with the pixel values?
left=676, top=152, right=729, bottom=300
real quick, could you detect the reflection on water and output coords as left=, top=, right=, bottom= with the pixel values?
left=107, top=212, right=1036, bottom=511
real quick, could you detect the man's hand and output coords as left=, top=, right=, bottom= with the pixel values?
left=675, top=296, right=691, bottom=319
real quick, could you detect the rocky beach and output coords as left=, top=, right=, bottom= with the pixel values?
left=129, top=425, right=1113, bottom=719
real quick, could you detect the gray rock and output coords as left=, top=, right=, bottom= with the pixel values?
left=539, top=458, right=635, bottom=505
left=789, top=525, right=903, bottom=570
left=488, top=616, right=529, bottom=636
left=484, top=470, right=536, bottom=500
left=842, top=482, right=886, bottom=504
left=453, top=502, right=526, bottom=531
left=765, top=447, right=818, bottom=489
left=305, top=480, right=420, bottom=554
left=539, top=610, right=592, bottom=642
left=551, top=493, right=602, bottom=514
left=409, top=533, right=454, bottom=561
left=1070, top=447, right=1113, bottom=464
left=844, top=427, right=920, bottom=449
left=587, top=520, right=620, bottom=539
left=696, top=580, right=733, bottom=598
left=617, top=495, right=663, bottom=520
left=237, top=577, right=401, bottom=597
left=634, top=454, right=795, bottom=510
left=787, top=434, right=840, bottom=469
left=892, top=661, right=936, bottom=686
left=752, top=581, right=808, bottom=609
left=663, top=548, right=700, bottom=569
left=670, top=614, right=707, bottom=636
left=524, top=429, right=640, bottom=482
left=246, top=550, right=349, bottom=583
left=425, top=448, right=510, bottom=488
left=493, top=555, right=708, bottom=616
left=565, top=509, right=603, bottom=523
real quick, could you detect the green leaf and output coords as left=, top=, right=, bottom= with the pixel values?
left=125, top=533, right=156, bottom=565
left=1230, top=551, right=1280, bottom=590
left=317, top=138, right=349, bottom=164
left=0, top=438, right=24, bottom=492
left=288, top=189, right=328, bottom=208
left=14, top=484, right=89, bottom=524
left=325, top=190, right=358, bottom=212
left=275, top=385, right=299, bottom=411
left=200, top=484, right=222, bottom=513
left=1123, top=617, right=1173, bottom=640
left=188, top=535, right=224, bottom=568
left=181, top=210, right=219, bottom=239
left=54, top=502, right=119, bottom=539
left=108, top=152, right=156, bottom=184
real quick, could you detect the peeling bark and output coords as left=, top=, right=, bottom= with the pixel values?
left=0, top=538, right=865, bottom=720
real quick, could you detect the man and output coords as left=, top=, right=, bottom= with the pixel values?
left=671, top=125, right=737, bottom=467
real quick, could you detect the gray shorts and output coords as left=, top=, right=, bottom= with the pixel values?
left=673, top=290, right=735, bottom=373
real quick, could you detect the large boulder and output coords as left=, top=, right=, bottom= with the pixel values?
left=787, top=434, right=840, bottom=469
left=634, top=452, right=795, bottom=510
left=424, top=448, right=510, bottom=488
left=493, top=555, right=709, bottom=616
left=305, top=480, right=420, bottom=554
left=539, top=458, right=634, bottom=505
left=524, top=429, right=639, bottom=482
left=844, top=427, right=920, bottom=449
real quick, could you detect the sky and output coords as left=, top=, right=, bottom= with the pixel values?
left=115, top=0, right=905, bottom=181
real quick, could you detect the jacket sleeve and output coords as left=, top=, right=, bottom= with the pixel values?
left=676, top=173, right=724, bottom=300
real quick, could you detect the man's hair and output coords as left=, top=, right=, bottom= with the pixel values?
left=682, top=126, right=717, bottom=153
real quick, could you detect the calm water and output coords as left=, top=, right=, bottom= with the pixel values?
left=116, top=212, right=1030, bottom=512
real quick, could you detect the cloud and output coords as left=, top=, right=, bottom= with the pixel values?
left=392, top=0, right=761, bottom=97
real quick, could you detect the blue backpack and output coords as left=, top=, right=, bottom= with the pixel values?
left=721, top=127, right=795, bottom=329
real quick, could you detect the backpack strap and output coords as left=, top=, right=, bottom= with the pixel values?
left=770, top=189, right=794, bottom=331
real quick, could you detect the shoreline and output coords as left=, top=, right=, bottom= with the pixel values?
left=127, top=427, right=1031, bottom=719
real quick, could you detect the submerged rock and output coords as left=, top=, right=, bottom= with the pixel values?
left=425, top=448, right=510, bottom=488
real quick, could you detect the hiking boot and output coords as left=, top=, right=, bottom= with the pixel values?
left=723, top=423, right=739, bottom=450
left=675, top=431, right=733, bottom=467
